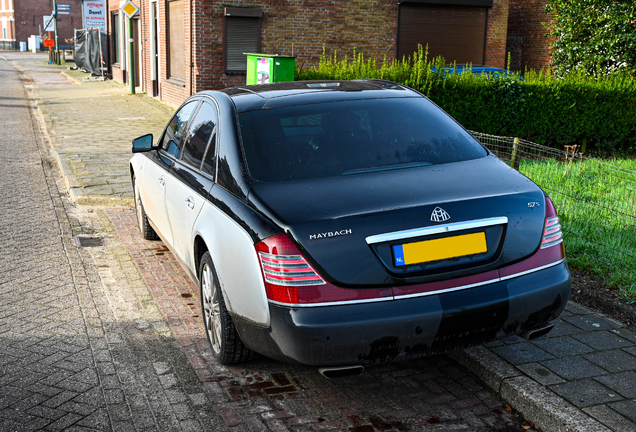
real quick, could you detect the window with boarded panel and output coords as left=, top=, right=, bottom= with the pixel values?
left=225, top=17, right=259, bottom=72
left=398, top=4, right=487, bottom=66
left=224, top=7, right=262, bottom=73
left=168, top=0, right=185, bottom=80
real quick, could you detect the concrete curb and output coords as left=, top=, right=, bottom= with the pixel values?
left=449, top=345, right=610, bottom=432
left=61, top=70, right=83, bottom=85
left=53, top=150, right=134, bottom=207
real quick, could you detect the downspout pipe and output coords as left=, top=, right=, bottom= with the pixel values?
left=189, top=0, right=194, bottom=95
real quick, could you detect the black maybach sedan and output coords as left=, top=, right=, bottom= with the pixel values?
left=131, top=80, right=571, bottom=377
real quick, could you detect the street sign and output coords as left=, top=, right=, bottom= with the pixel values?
left=43, top=39, right=55, bottom=48
left=57, top=4, right=71, bottom=15
left=43, top=15, right=55, bottom=32
left=83, top=1, right=106, bottom=33
left=121, top=0, right=139, bottom=19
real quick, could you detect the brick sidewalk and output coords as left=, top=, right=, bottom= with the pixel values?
left=6, top=51, right=173, bottom=207
left=0, top=55, right=225, bottom=431
left=106, top=208, right=535, bottom=432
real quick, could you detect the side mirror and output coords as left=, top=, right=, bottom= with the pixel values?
left=132, top=134, right=154, bottom=153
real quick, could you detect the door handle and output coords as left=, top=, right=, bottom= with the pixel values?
left=158, top=175, right=165, bottom=186
left=185, top=197, right=195, bottom=209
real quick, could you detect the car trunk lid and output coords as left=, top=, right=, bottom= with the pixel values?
left=248, top=156, right=546, bottom=287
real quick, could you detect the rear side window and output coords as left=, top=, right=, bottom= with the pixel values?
left=181, top=101, right=218, bottom=171
left=238, top=97, right=487, bottom=182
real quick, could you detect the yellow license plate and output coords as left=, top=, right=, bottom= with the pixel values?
left=393, top=232, right=487, bottom=266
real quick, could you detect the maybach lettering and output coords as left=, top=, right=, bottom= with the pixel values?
left=309, top=229, right=352, bottom=240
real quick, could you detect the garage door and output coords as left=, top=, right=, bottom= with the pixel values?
left=398, top=4, right=487, bottom=65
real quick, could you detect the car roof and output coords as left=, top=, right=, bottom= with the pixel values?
left=208, top=80, right=421, bottom=113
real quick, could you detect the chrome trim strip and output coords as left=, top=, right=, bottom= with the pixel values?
left=499, top=258, right=566, bottom=281
left=268, top=296, right=394, bottom=308
left=268, top=258, right=566, bottom=307
left=365, top=216, right=508, bottom=244
left=392, top=278, right=501, bottom=300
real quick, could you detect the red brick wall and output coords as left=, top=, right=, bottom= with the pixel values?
left=192, top=0, right=400, bottom=93
left=14, top=0, right=83, bottom=45
left=107, top=0, right=511, bottom=107
left=506, top=0, right=553, bottom=72
left=485, top=0, right=510, bottom=68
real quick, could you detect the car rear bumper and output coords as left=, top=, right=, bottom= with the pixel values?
left=233, top=261, right=571, bottom=366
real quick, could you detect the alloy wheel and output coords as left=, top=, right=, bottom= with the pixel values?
left=201, top=262, right=222, bottom=354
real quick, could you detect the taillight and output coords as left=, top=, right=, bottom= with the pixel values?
left=499, top=195, right=565, bottom=279
left=256, top=233, right=392, bottom=305
left=257, top=235, right=326, bottom=287
left=542, top=197, right=563, bottom=248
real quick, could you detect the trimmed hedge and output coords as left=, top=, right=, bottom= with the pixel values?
left=296, top=46, right=636, bottom=154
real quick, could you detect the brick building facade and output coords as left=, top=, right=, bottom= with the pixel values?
left=506, top=0, right=553, bottom=72
left=2, top=0, right=84, bottom=48
left=107, top=0, right=512, bottom=107
left=0, top=0, right=15, bottom=49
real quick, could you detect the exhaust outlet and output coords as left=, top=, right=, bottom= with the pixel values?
left=318, top=365, right=364, bottom=379
left=520, top=323, right=554, bottom=340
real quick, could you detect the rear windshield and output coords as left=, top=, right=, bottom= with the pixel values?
left=238, top=97, right=487, bottom=182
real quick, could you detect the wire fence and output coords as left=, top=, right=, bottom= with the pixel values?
left=470, top=131, right=636, bottom=269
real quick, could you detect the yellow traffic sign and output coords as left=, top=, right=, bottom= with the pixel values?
left=121, top=0, right=138, bottom=19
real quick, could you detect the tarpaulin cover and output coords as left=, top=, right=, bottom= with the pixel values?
left=74, top=29, right=86, bottom=70
left=74, top=29, right=106, bottom=75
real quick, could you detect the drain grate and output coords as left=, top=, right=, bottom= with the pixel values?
left=73, top=236, right=105, bottom=248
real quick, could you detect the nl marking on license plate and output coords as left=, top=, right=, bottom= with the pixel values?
left=393, top=232, right=487, bottom=266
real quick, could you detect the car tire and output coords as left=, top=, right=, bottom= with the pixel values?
left=133, top=174, right=158, bottom=240
left=199, top=252, right=256, bottom=364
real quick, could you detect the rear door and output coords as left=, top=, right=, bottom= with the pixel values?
left=165, top=99, right=218, bottom=273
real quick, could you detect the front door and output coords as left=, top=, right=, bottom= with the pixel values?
left=165, top=100, right=218, bottom=272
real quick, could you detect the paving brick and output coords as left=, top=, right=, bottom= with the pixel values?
left=516, top=363, right=566, bottom=386
left=572, top=331, right=634, bottom=351
left=584, top=349, right=636, bottom=373
left=584, top=404, right=636, bottom=432
left=533, top=336, right=595, bottom=357
left=550, top=379, right=622, bottom=408
left=609, top=399, right=636, bottom=423
left=540, top=356, right=608, bottom=380
left=594, top=372, right=636, bottom=399
left=490, top=342, right=554, bottom=365
left=563, top=315, right=622, bottom=332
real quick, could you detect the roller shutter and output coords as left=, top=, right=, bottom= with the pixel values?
left=398, top=4, right=487, bottom=65
left=225, top=17, right=259, bottom=72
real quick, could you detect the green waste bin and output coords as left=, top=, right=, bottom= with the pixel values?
left=245, top=53, right=295, bottom=85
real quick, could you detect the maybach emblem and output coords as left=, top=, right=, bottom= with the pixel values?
left=431, top=207, right=451, bottom=222
left=309, top=229, right=352, bottom=240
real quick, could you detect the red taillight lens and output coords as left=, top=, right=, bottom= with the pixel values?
left=255, top=233, right=392, bottom=305
left=542, top=197, right=563, bottom=249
